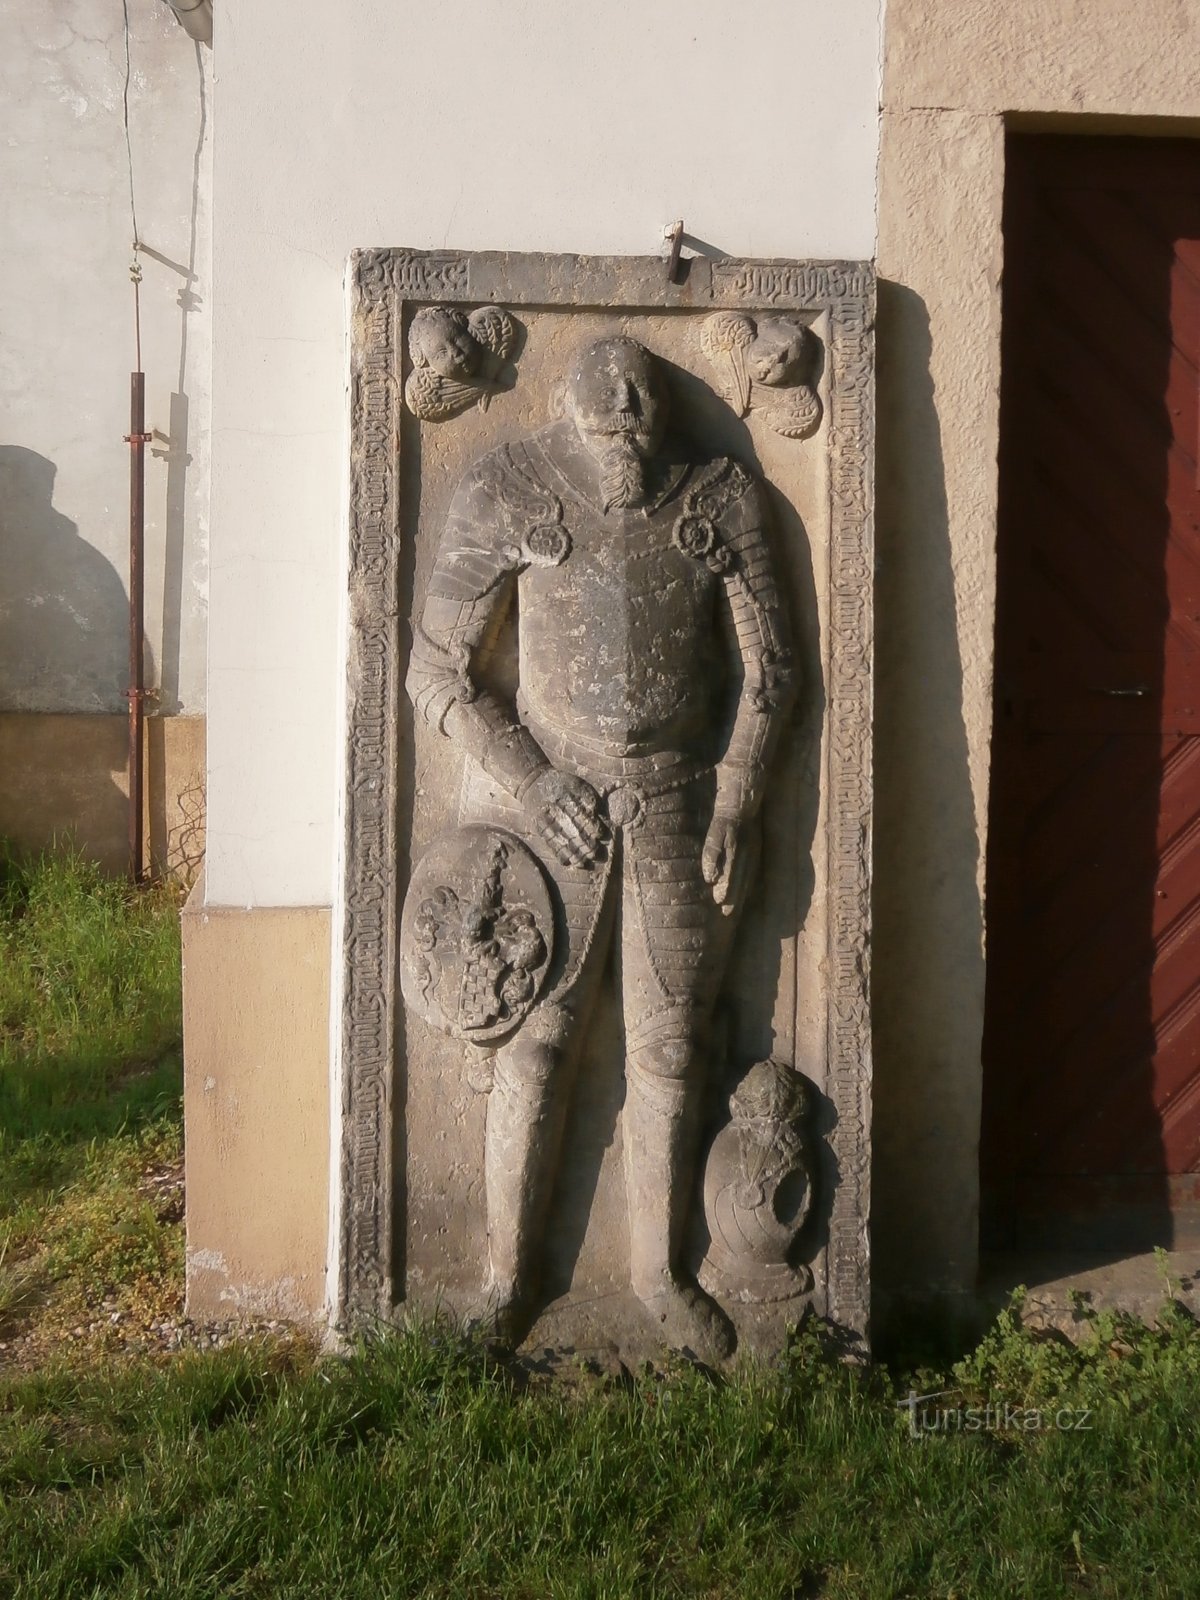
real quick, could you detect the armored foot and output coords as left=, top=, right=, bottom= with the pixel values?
left=462, top=1274, right=536, bottom=1349
left=636, top=1277, right=735, bottom=1364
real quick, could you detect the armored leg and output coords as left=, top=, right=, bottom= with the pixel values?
left=618, top=780, right=741, bottom=1361
left=474, top=1012, right=573, bottom=1343
left=623, top=1017, right=734, bottom=1363
left=453, top=770, right=616, bottom=1345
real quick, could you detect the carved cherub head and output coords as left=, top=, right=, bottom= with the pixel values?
left=405, top=304, right=517, bottom=421
left=748, top=318, right=814, bottom=388
left=409, top=308, right=482, bottom=381
left=698, top=311, right=823, bottom=439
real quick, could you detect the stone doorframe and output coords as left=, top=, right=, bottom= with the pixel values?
left=331, top=250, right=874, bottom=1333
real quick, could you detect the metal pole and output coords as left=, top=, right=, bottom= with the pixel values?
left=126, top=371, right=149, bottom=883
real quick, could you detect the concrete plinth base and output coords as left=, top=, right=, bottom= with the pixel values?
left=182, top=880, right=331, bottom=1321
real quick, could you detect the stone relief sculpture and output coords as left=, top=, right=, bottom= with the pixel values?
left=400, top=336, right=797, bottom=1361
left=699, top=1059, right=816, bottom=1305
left=699, top=311, right=823, bottom=439
left=404, top=305, right=519, bottom=420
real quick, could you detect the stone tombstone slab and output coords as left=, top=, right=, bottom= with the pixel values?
left=339, top=250, right=873, bottom=1362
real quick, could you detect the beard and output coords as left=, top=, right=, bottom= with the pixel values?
left=586, top=419, right=652, bottom=511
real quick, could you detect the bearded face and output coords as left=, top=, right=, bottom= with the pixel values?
left=567, top=338, right=668, bottom=511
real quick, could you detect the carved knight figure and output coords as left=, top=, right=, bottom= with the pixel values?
left=404, top=335, right=796, bottom=1360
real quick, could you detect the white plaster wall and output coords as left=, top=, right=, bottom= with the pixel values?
left=0, top=1, right=211, bottom=714
left=205, top=0, right=883, bottom=907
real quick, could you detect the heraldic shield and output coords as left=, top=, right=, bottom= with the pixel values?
left=399, top=826, right=557, bottom=1045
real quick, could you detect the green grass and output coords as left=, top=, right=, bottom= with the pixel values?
left=4, top=1312, right=1200, bottom=1598
left=4, top=843, right=1200, bottom=1597
left=0, top=842, right=184, bottom=1351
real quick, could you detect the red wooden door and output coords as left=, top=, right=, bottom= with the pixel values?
left=982, top=136, right=1200, bottom=1252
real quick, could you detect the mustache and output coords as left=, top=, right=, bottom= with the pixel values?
left=591, top=409, right=648, bottom=437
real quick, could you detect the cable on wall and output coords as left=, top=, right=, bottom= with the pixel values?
left=120, top=0, right=150, bottom=882
left=121, top=0, right=143, bottom=366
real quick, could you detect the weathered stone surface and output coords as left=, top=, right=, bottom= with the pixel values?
left=339, top=251, right=874, bottom=1361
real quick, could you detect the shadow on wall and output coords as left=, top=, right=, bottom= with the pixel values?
left=871, top=282, right=986, bottom=1315
left=0, top=446, right=133, bottom=713
left=0, top=444, right=135, bottom=864
left=149, top=39, right=207, bottom=716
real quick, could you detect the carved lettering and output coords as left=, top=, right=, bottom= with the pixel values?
left=823, top=297, right=873, bottom=1333
left=712, top=261, right=871, bottom=306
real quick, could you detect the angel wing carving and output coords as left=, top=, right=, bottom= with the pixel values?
left=404, top=305, right=521, bottom=422
left=699, top=310, right=755, bottom=416
left=466, top=304, right=516, bottom=364
left=763, top=387, right=823, bottom=440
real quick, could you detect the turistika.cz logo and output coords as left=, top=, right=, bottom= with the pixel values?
left=898, top=1389, right=1094, bottom=1438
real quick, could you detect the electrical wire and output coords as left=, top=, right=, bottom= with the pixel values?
left=121, top=0, right=143, bottom=370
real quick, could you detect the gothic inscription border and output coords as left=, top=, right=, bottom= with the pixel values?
left=340, top=250, right=874, bottom=1332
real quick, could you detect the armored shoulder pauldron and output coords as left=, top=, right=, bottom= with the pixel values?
left=475, top=445, right=573, bottom=569
left=671, top=456, right=753, bottom=575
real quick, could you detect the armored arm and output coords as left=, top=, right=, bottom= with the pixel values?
left=713, top=475, right=798, bottom=823
left=405, top=465, right=548, bottom=799
left=407, top=449, right=608, bottom=869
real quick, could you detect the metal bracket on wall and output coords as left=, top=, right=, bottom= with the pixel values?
left=664, top=221, right=685, bottom=284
